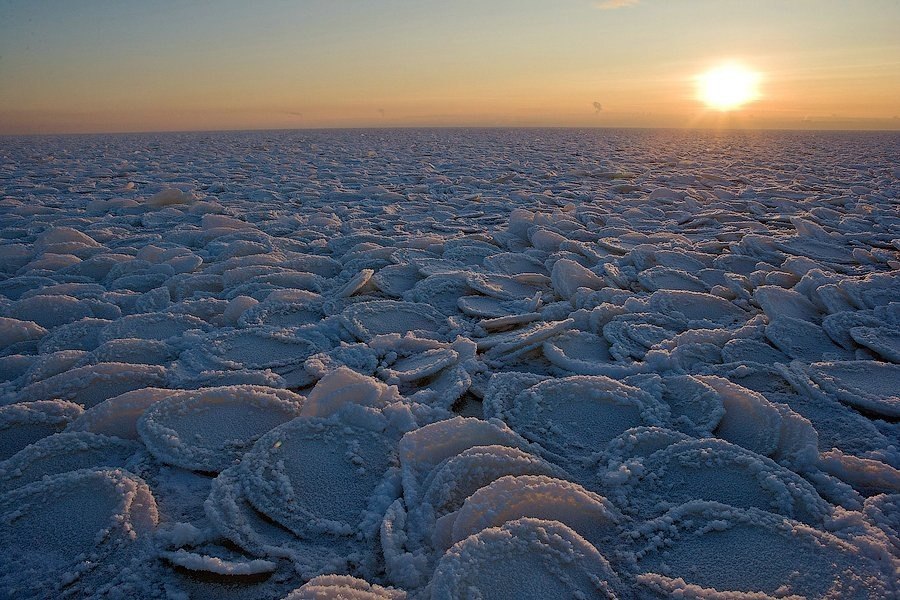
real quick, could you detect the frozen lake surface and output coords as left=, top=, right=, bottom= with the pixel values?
left=1, top=128, right=899, bottom=598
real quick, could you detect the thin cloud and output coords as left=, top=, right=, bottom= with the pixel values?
left=594, top=0, right=640, bottom=9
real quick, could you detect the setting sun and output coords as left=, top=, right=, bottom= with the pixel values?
left=697, top=64, right=761, bottom=111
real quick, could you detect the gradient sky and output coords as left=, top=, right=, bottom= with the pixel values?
left=1, top=0, right=899, bottom=134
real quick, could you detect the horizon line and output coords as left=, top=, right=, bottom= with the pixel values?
left=3, top=123, right=900, bottom=138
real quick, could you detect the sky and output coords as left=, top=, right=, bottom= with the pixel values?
left=1, top=0, right=899, bottom=134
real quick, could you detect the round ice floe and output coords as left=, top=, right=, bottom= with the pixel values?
left=457, top=294, right=538, bottom=318
left=633, top=502, right=892, bottom=599
left=645, top=290, right=747, bottom=326
left=0, top=275, right=56, bottom=301
left=550, top=258, right=605, bottom=299
left=341, top=301, right=451, bottom=341
left=443, top=241, right=498, bottom=266
left=849, top=326, right=900, bottom=363
left=301, top=366, right=398, bottom=418
left=405, top=274, right=474, bottom=316
left=0, top=354, right=33, bottom=384
left=839, top=272, right=900, bottom=310
left=15, top=361, right=168, bottom=408
left=542, top=330, right=639, bottom=376
left=204, top=465, right=300, bottom=559
left=806, top=361, right=900, bottom=418
left=637, top=266, right=708, bottom=292
left=619, top=438, right=829, bottom=524
left=399, top=417, right=530, bottom=507
left=696, top=375, right=782, bottom=457
left=467, top=273, right=547, bottom=301
left=720, top=338, right=789, bottom=364
left=817, top=449, right=900, bottom=496
left=138, top=386, right=305, bottom=472
left=381, top=347, right=459, bottom=383
left=603, top=426, right=691, bottom=464
left=0, top=468, right=158, bottom=597
left=182, top=327, right=325, bottom=374
left=765, top=316, right=854, bottom=362
left=86, top=337, right=177, bottom=365
left=372, top=263, right=422, bottom=297
left=66, top=387, right=172, bottom=440
left=430, top=518, right=623, bottom=600
left=603, top=319, right=676, bottom=361
left=653, top=375, right=725, bottom=436
left=283, top=575, right=406, bottom=600
left=37, top=317, right=111, bottom=353
left=492, top=376, right=668, bottom=479
left=0, top=317, right=47, bottom=348
left=238, top=298, right=325, bottom=328
left=0, top=431, right=140, bottom=493
left=444, top=475, right=621, bottom=549
left=99, top=312, right=210, bottom=342
left=6, top=294, right=94, bottom=329
left=419, top=445, right=567, bottom=518
left=821, top=308, right=893, bottom=349
left=21, top=349, right=87, bottom=384
left=0, top=400, right=84, bottom=460
left=482, top=372, right=549, bottom=418
left=482, top=252, right=548, bottom=276
left=239, top=417, right=396, bottom=538
left=304, top=343, right=380, bottom=379
left=778, top=236, right=855, bottom=264
left=754, top=285, right=820, bottom=323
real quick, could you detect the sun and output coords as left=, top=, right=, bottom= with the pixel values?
left=697, top=63, right=761, bottom=111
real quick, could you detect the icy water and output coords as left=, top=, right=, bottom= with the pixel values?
left=0, top=128, right=898, bottom=598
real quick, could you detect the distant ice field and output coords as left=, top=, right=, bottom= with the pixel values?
left=0, top=128, right=898, bottom=599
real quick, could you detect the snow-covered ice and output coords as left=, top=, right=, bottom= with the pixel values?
left=0, top=128, right=898, bottom=598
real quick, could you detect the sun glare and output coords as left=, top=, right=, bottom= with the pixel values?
left=697, top=63, right=761, bottom=111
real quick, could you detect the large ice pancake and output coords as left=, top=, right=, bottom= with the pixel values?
left=180, top=327, right=327, bottom=380
left=486, top=375, right=669, bottom=481
left=632, top=502, right=893, bottom=599
left=398, top=417, right=531, bottom=508
left=13, top=362, right=168, bottom=408
left=616, top=438, right=829, bottom=524
left=806, top=360, right=900, bottom=418
left=603, top=426, right=691, bottom=464
left=430, top=518, right=624, bottom=600
left=98, top=311, right=210, bottom=342
left=65, top=387, right=173, bottom=439
left=0, top=400, right=83, bottom=460
left=0, top=431, right=140, bottom=492
left=238, top=297, right=326, bottom=328
left=542, top=330, right=643, bottom=377
left=419, top=445, right=567, bottom=519
left=341, top=300, right=453, bottom=341
left=0, top=468, right=158, bottom=597
left=137, top=385, right=305, bottom=472
left=849, top=326, right=900, bottom=363
left=439, top=474, right=621, bottom=550
left=237, top=417, right=397, bottom=538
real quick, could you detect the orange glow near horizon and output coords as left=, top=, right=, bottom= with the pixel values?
left=1, top=1, right=898, bottom=134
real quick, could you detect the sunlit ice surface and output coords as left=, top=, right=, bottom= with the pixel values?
left=697, top=63, right=762, bottom=111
